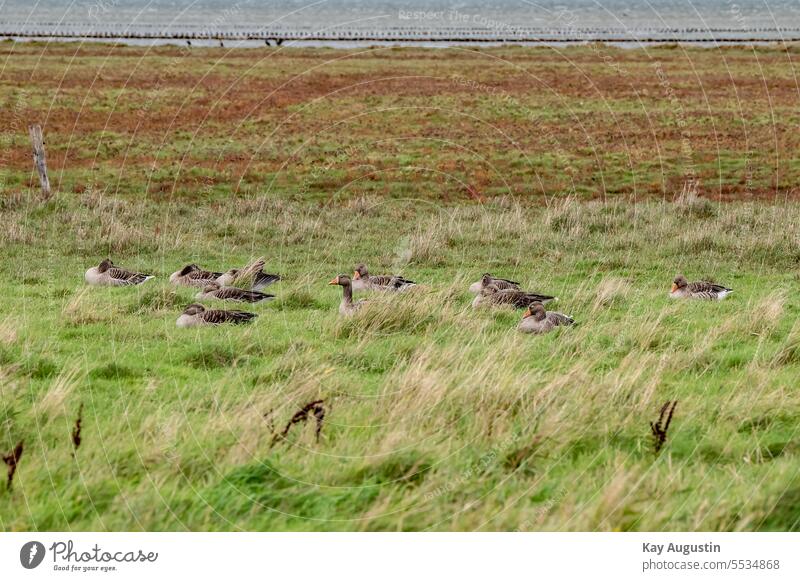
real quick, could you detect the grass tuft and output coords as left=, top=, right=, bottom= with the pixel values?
left=184, top=344, right=241, bottom=369
left=38, top=364, right=84, bottom=418
left=771, top=323, right=800, bottom=367
left=127, top=287, right=183, bottom=315
left=334, top=292, right=444, bottom=339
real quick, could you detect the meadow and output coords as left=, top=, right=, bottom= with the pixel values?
left=0, top=42, right=799, bottom=531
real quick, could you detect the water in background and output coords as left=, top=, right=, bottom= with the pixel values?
left=1, top=0, right=800, bottom=42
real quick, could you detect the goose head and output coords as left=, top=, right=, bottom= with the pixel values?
left=97, top=258, right=113, bottom=273
left=353, top=264, right=368, bottom=280
left=523, top=302, right=547, bottom=321
left=329, top=274, right=352, bottom=287
left=183, top=303, right=206, bottom=316
left=480, top=284, right=500, bottom=297
left=480, top=273, right=494, bottom=288
left=171, top=264, right=199, bottom=283
left=201, top=282, right=222, bottom=293
left=215, top=269, right=238, bottom=286
left=672, top=274, right=688, bottom=293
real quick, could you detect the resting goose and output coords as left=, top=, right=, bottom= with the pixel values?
left=469, top=273, right=522, bottom=294
left=85, top=259, right=153, bottom=286
left=170, top=264, right=223, bottom=288
left=352, top=263, right=416, bottom=292
left=518, top=302, right=574, bottom=334
left=472, top=284, right=556, bottom=309
left=175, top=303, right=257, bottom=327
left=670, top=275, right=733, bottom=300
left=195, top=282, right=274, bottom=303
left=329, top=274, right=367, bottom=315
left=216, top=258, right=280, bottom=291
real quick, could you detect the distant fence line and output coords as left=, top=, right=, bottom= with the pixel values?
left=3, top=23, right=800, bottom=43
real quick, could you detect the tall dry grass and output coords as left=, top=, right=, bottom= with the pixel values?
left=2, top=194, right=800, bottom=531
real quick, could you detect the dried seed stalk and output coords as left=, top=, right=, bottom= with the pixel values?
left=271, top=400, right=325, bottom=447
left=72, top=403, right=84, bottom=450
left=3, top=440, right=24, bottom=490
left=650, top=400, right=678, bottom=455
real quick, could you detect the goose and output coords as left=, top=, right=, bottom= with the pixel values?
left=352, top=263, right=416, bottom=292
left=85, top=259, right=153, bottom=286
left=468, top=273, right=521, bottom=294
left=175, top=303, right=257, bottom=328
left=216, top=258, right=280, bottom=291
left=329, top=274, right=367, bottom=315
left=670, top=275, right=733, bottom=300
left=518, top=302, right=574, bottom=334
left=195, top=282, right=275, bottom=303
left=472, top=284, right=557, bottom=309
left=170, top=264, right=223, bottom=287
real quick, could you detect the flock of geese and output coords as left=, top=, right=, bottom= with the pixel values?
left=84, top=259, right=734, bottom=335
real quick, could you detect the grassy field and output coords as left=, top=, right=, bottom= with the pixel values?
left=1, top=42, right=800, bottom=531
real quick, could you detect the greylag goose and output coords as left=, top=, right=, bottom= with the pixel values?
left=175, top=303, right=257, bottom=327
left=195, top=282, right=275, bottom=303
left=216, top=258, right=280, bottom=291
left=85, top=259, right=153, bottom=286
left=329, top=274, right=367, bottom=315
left=469, top=273, right=521, bottom=294
left=670, top=275, right=733, bottom=300
left=472, top=284, right=556, bottom=309
left=518, top=302, right=574, bottom=334
left=352, top=263, right=416, bottom=292
left=170, top=264, right=223, bottom=287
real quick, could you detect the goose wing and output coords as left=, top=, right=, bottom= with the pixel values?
left=492, top=289, right=531, bottom=308
left=688, top=280, right=731, bottom=294
left=494, top=289, right=554, bottom=309
left=546, top=311, right=574, bottom=326
left=368, top=274, right=397, bottom=287
left=191, top=270, right=222, bottom=282
left=525, top=292, right=556, bottom=304
left=214, top=287, right=275, bottom=303
left=200, top=309, right=258, bottom=325
left=490, top=277, right=521, bottom=291
left=391, top=276, right=416, bottom=287
left=108, top=267, right=152, bottom=285
left=251, top=271, right=281, bottom=290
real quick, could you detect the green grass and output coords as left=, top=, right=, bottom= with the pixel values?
left=2, top=41, right=800, bottom=530
left=4, top=42, right=800, bottom=201
left=1, top=192, right=799, bottom=531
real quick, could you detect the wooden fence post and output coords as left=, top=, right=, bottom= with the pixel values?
left=28, top=124, right=51, bottom=199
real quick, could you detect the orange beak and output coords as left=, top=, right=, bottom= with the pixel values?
left=328, top=276, right=339, bottom=285
left=522, top=308, right=532, bottom=319
left=353, top=271, right=361, bottom=280
left=671, top=283, right=677, bottom=293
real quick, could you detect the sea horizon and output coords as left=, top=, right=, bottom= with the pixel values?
left=2, top=0, right=800, bottom=45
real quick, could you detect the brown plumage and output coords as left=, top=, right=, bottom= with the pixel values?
left=329, top=274, right=367, bottom=315
left=472, top=284, right=556, bottom=309
left=85, top=259, right=154, bottom=286
left=196, top=282, right=274, bottom=303
left=176, top=303, right=257, bottom=327
left=352, top=263, right=415, bottom=292
left=518, top=302, right=575, bottom=334
left=217, top=258, right=280, bottom=290
left=170, top=264, right=223, bottom=287
left=670, top=274, right=733, bottom=300
left=469, top=273, right=521, bottom=293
